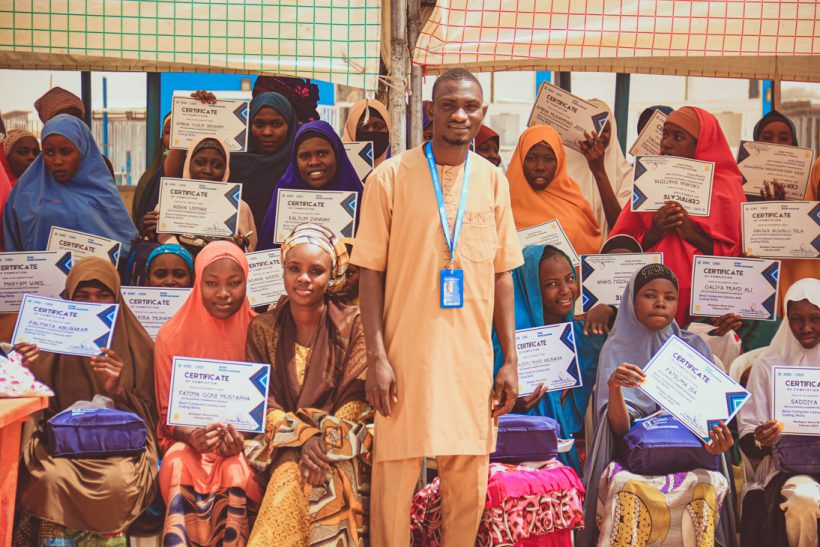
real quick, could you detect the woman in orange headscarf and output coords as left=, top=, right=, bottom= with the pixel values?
left=506, top=124, right=602, bottom=256
left=154, top=241, right=262, bottom=546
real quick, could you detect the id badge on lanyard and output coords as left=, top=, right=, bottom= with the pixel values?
left=424, top=142, right=471, bottom=309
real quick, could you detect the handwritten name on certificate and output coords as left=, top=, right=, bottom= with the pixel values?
left=246, top=250, right=285, bottom=308
left=120, top=287, right=191, bottom=340
left=0, top=251, right=73, bottom=313
left=158, top=178, right=242, bottom=238
left=742, top=201, right=820, bottom=259
left=691, top=256, right=780, bottom=321
left=527, top=82, right=610, bottom=152
left=517, top=220, right=580, bottom=266
left=629, top=109, right=667, bottom=158
left=640, top=336, right=750, bottom=441
left=167, top=357, right=270, bottom=433
left=516, top=323, right=581, bottom=397
left=580, top=253, right=663, bottom=311
left=47, top=226, right=121, bottom=266
left=274, top=189, right=358, bottom=244
left=343, top=141, right=375, bottom=184
left=737, top=141, right=814, bottom=200
left=773, top=367, right=820, bottom=436
left=12, top=294, right=119, bottom=357
left=632, top=156, right=715, bottom=216
left=170, top=96, right=250, bottom=152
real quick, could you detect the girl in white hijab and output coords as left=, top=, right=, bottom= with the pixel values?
left=737, top=278, right=820, bottom=547
left=566, top=99, right=634, bottom=237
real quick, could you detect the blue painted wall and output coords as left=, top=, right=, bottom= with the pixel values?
left=159, top=73, right=335, bottom=117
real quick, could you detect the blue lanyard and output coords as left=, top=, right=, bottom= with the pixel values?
left=424, top=142, right=471, bottom=267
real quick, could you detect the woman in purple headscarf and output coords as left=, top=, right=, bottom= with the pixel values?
left=258, top=121, right=364, bottom=250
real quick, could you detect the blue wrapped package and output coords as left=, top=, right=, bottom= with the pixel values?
left=491, top=414, right=560, bottom=464
left=622, top=414, right=720, bottom=474
left=46, top=407, right=147, bottom=457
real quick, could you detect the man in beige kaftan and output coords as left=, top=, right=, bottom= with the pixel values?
left=351, top=69, right=523, bottom=546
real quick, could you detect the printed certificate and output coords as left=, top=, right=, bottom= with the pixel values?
left=741, top=201, right=820, bottom=259
left=274, top=189, right=358, bottom=244
left=639, top=336, right=750, bottom=441
left=691, top=256, right=780, bottom=320
left=47, top=226, right=121, bottom=266
left=737, top=141, right=814, bottom=200
left=167, top=357, right=270, bottom=433
left=517, top=220, right=580, bottom=266
left=120, top=286, right=191, bottom=340
left=773, top=366, right=820, bottom=436
left=170, top=96, right=250, bottom=152
left=629, top=109, right=667, bottom=158
left=580, top=253, right=663, bottom=311
left=0, top=251, right=73, bottom=313
left=516, top=322, right=581, bottom=397
left=527, top=82, right=610, bottom=152
left=12, top=294, right=119, bottom=357
left=343, top=141, right=375, bottom=183
left=632, top=156, right=715, bottom=216
left=246, top=250, right=285, bottom=308
left=158, top=178, right=242, bottom=238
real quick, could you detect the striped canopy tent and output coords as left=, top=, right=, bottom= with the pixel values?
left=0, top=0, right=382, bottom=90
left=413, top=0, right=820, bottom=82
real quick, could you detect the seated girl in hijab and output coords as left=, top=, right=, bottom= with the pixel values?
left=506, top=124, right=602, bottom=257
left=258, top=121, right=364, bottom=250
left=610, top=106, right=746, bottom=326
left=737, top=278, right=819, bottom=547
left=145, top=135, right=256, bottom=253
left=144, top=244, right=194, bottom=288
left=154, top=241, right=262, bottom=545
left=579, top=264, right=736, bottom=547
left=493, top=245, right=605, bottom=474
left=342, top=99, right=391, bottom=168
left=15, top=257, right=158, bottom=545
left=3, top=128, right=39, bottom=183
left=244, top=223, right=371, bottom=546
left=3, top=114, right=138, bottom=256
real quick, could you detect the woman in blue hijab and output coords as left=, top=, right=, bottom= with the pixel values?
left=493, top=244, right=606, bottom=473
left=258, top=120, right=364, bottom=250
left=3, top=114, right=138, bottom=255
left=229, top=91, right=298, bottom=232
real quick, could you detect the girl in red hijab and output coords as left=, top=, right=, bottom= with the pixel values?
left=609, top=107, right=746, bottom=325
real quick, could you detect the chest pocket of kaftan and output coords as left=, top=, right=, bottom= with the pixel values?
left=460, top=209, right=497, bottom=263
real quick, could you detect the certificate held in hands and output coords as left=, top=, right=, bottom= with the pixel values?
left=517, top=220, right=580, bottom=267
left=343, top=141, right=375, bottom=184
left=690, top=256, right=780, bottom=321
left=12, top=294, right=119, bottom=357
left=580, top=253, right=663, bottom=311
left=167, top=357, right=270, bottom=433
left=639, top=336, right=750, bottom=441
left=274, top=189, right=358, bottom=244
left=0, top=251, right=73, bottom=313
left=632, top=156, right=715, bottom=216
left=629, top=110, right=667, bottom=158
left=516, top=323, right=581, bottom=397
left=245, top=250, right=285, bottom=307
left=158, top=178, right=242, bottom=239
left=773, top=367, right=820, bottom=436
left=527, top=82, right=610, bottom=153
left=47, top=226, right=121, bottom=266
left=741, top=201, right=820, bottom=259
left=170, top=95, right=250, bottom=152
left=120, top=286, right=191, bottom=340
left=737, top=141, right=814, bottom=200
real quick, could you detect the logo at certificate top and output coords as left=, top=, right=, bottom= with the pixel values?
left=591, top=111, right=610, bottom=134
left=97, top=305, right=118, bottom=328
